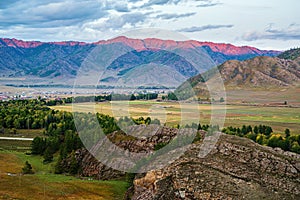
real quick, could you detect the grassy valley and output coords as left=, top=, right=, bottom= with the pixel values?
left=51, top=100, right=300, bottom=133
left=0, top=148, right=129, bottom=200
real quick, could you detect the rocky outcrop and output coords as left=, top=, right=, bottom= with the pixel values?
left=72, top=125, right=203, bottom=180
left=74, top=148, right=125, bottom=180
left=62, top=126, right=299, bottom=199
left=131, top=134, right=300, bottom=200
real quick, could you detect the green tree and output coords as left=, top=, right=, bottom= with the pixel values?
left=291, top=142, right=300, bottom=154
left=256, top=134, right=267, bottom=145
left=241, top=125, right=248, bottom=135
left=145, top=117, right=151, bottom=125
left=254, top=126, right=259, bottom=134
left=258, top=125, right=263, bottom=134
left=285, top=129, right=290, bottom=138
left=43, top=147, right=54, bottom=163
left=247, top=125, right=252, bottom=133
left=167, top=92, right=178, bottom=101
left=265, top=126, right=273, bottom=136
left=22, top=161, right=34, bottom=174
left=130, top=94, right=136, bottom=101
left=197, top=123, right=202, bottom=130
left=237, top=127, right=241, bottom=135
left=13, top=119, right=21, bottom=129
left=54, top=155, right=64, bottom=174
left=31, top=137, right=46, bottom=155
left=268, top=135, right=283, bottom=148
left=246, top=132, right=256, bottom=142
left=69, top=151, right=79, bottom=175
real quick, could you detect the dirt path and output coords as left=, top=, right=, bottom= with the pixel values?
left=0, top=137, right=34, bottom=141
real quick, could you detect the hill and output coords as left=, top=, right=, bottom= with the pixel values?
left=0, top=37, right=280, bottom=87
left=176, top=54, right=300, bottom=103
left=131, top=133, right=300, bottom=199
left=59, top=125, right=299, bottom=199
left=278, top=48, right=300, bottom=60
left=208, top=56, right=300, bottom=88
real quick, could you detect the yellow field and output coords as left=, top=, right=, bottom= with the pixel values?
left=50, top=100, right=300, bottom=134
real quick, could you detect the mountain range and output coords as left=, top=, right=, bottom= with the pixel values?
left=0, top=37, right=280, bottom=87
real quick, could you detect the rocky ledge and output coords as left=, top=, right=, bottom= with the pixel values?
left=131, top=134, right=300, bottom=200
left=72, top=125, right=203, bottom=180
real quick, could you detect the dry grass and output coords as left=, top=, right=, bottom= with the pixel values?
left=1, top=129, right=44, bottom=138
left=0, top=140, right=32, bottom=151
left=225, top=87, right=300, bottom=105
left=51, top=100, right=300, bottom=134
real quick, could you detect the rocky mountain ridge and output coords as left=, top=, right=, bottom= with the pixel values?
left=0, top=37, right=280, bottom=56
left=0, top=37, right=280, bottom=87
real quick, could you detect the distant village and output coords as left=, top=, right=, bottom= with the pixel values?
left=0, top=88, right=171, bottom=101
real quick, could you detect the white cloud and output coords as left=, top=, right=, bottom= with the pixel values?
left=178, top=24, right=233, bottom=32
left=0, top=0, right=298, bottom=50
left=242, top=24, right=300, bottom=41
left=0, top=0, right=106, bottom=27
left=156, top=12, right=196, bottom=20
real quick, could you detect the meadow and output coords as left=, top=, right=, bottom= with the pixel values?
left=0, top=126, right=128, bottom=200
left=51, top=100, right=300, bottom=134
left=0, top=150, right=129, bottom=200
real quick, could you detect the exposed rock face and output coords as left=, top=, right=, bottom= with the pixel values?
left=131, top=134, right=300, bottom=200
left=73, top=125, right=203, bottom=180
left=74, top=148, right=126, bottom=180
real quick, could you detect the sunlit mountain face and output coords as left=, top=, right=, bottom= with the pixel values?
left=0, top=36, right=280, bottom=87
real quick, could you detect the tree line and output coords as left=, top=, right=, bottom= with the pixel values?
left=222, top=125, right=300, bottom=154
left=0, top=99, right=165, bottom=175
left=45, top=93, right=158, bottom=106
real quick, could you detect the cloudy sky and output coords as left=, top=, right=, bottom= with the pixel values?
left=0, top=0, right=299, bottom=50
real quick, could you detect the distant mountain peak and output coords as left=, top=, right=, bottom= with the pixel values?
left=0, top=38, right=43, bottom=48
left=0, top=36, right=280, bottom=56
left=0, top=38, right=88, bottom=48
left=0, top=36, right=282, bottom=86
left=95, top=36, right=281, bottom=56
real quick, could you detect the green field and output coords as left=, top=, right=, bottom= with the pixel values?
left=225, top=87, right=300, bottom=106
left=0, top=150, right=129, bottom=200
left=1, top=129, right=44, bottom=138
left=51, top=101, right=300, bottom=134
left=0, top=140, right=32, bottom=152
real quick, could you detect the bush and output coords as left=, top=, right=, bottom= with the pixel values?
left=154, top=142, right=168, bottom=151
left=43, top=147, right=54, bottom=163
left=22, top=161, right=34, bottom=174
